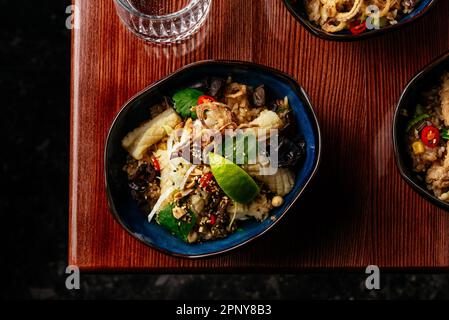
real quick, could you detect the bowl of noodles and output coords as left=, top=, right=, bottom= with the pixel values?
left=284, top=0, right=437, bottom=41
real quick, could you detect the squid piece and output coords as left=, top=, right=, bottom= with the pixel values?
left=249, top=110, right=284, bottom=130
left=335, top=0, right=363, bottom=22
left=322, top=20, right=347, bottom=33
left=122, top=107, right=182, bottom=160
left=227, top=194, right=271, bottom=221
left=243, top=164, right=295, bottom=196
left=197, top=102, right=236, bottom=131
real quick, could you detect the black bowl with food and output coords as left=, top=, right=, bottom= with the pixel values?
left=105, top=60, right=321, bottom=257
left=284, top=0, right=437, bottom=41
left=393, top=51, right=449, bottom=210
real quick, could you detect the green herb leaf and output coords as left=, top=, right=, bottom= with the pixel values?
left=276, top=107, right=286, bottom=114
left=172, top=88, right=203, bottom=119
left=442, top=128, right=449, bottom=140
left=156, top=204, right=196, bottom=242
left=406, top=114, right=430, bottom=133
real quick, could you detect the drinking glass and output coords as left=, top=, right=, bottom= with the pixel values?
left=113, top=0, right=212, bottom=43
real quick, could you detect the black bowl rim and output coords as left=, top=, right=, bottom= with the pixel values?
left=104, top=59, right=322, bottom=259
left=393, top=51, right=449, bottom=212
left=283, top=0, right=438, bottom=42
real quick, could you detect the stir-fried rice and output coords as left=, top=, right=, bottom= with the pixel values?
left=406, top=72, right=449, bottom=201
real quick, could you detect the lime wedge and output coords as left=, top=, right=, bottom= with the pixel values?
left=209, top=153, right=260, bottom=204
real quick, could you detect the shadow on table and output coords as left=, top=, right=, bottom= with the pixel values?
left=231, top=115, right=371, bottom=269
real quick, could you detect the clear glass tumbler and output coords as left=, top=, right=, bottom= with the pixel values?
left=113, top=0, right=212, bottom=43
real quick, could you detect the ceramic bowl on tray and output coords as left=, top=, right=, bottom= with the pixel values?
left=105, top=60, right=321, bottom=258
left=283, top=0, right=437, bottom=41
left=393, top=52, right=449, bottom=210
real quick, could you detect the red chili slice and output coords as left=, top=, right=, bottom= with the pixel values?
left=421, top=125, right=440, bottom=148
left=151, top=157, right=161, bottom=171
left=348, top=20, right=367, bottom=35
left=209, top=214, right=216, bottom=225
left=198, top=95, right=216, bottom=105
left=199, top=172, right=214, bottom=191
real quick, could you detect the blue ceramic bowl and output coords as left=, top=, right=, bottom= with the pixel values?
left=105, top=60, right=321, bottom=258
left=393, top=51, right=449, bottom=211
left=284, top=0, right=437, bottom=41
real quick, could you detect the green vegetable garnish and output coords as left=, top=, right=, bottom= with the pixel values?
left=209, top=153, right=260, bottom=204
left=406, top=114, right=430, bottom=133
left=276, top=107, right=286, bottom=114
left=172, top=88, right=203, bottom=119
left=156, top=204, right=196, bottom=242
left=442, top=128, right=449, bottom=140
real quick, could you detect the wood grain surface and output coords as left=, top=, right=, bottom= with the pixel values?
left=70, top=0, right=449, bottom=271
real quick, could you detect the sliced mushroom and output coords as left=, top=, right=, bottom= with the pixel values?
left=253, top=85, right=266, bottom=107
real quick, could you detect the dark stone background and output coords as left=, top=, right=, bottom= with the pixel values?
left=1, top=0, right=448, bottom=300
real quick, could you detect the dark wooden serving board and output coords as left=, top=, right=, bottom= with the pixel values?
left=70, top=0, right=449, bottom=271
